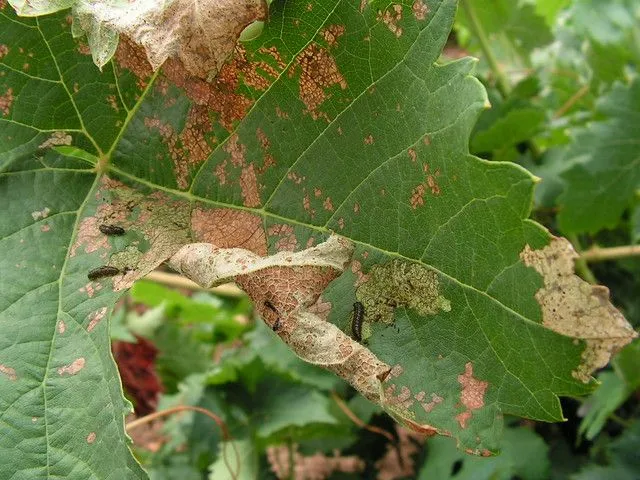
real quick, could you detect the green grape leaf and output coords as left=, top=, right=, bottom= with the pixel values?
left=578, top=371, right=631, bottom=441
left=1, top=1, right=636, bottom=478
left=456, top=0, right=552, bottom=73
left=558, top=79, right=640, bottom=234
left=418, top=424, right=550, bottom=480
left=573, top=421, right=640, bottom=480
left=208, top=440, right=258, bottom=480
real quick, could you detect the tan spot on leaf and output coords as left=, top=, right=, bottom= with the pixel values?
left=291, top=43, right=347, bottom=121
left=86, top=432, right=96, bottom=444
left=412, top=0, right=429, bottom=20
left=87, top=307, right=108, bottom=332
left=31, top=207, right=51, bottom=221
left=107, top=94, right=118, bottom=111
left=77, top=43, right=91, bottom=56
left=364, top=134, right=374, bottom=145
left=455, top=362, right=488, bottom=428
left=267, top=224, right=298, bottom=252
left=303, top=193, right=315, bottom=218
left=192, top=207, right=266, bottom=255
left=321, top=24, right=345, bottom=47
left=521, top=237, right=637, bottom=381
left=0, top=44, right=8, bottom=58
left=408, top=148, right=417, bottom=162
left=215, top=159, right=229, bottom=184
left=353, top=202, right=360, bottom=214
left=144, top=107, right=212, bottom=190
left=239, top=164, right=261, bottom=207
left=378, top=4, right=404, bottom=38
left=57, top=320, right=66, bottom=335
left=351, top=260, right=370, bottom=286
left=58, top=357, right=86, bottom=376
left=287, top=171, right=306, bottom=184
left=421, top=393, right=444, bottom=413
left=323, top=197, right=334, bottom=211
left=70, top=216, right=110, bottom=257
left=0, top=87, right=14, bottom=116
left=456, top=410, right=473, bottom=429
left=40, top=224, right=51, bottom=232
left=426, top=174, right=441, bottom=195
left=0, top=364, right=17, bottom=381
left=275, top=106, right=290, bottom=119
left=410, top=183, right=426, bottom=209
left=458, top=362, right=488, bottom=411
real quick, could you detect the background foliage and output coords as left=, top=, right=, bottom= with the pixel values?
left=1, top=0, right=639, bottom=479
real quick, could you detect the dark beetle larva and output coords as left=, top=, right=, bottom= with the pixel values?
left=99, top=224, right=125, bottom=236
left=352, top=301, right=364, bottom=341
left=264, top=300, right=281, bottom=331
left=87, top=265, right=120, bottom=280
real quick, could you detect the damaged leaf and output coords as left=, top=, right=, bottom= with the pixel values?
left=0, top=1, right=636, bottom=477
left=10, top=0, right=268, bottom=75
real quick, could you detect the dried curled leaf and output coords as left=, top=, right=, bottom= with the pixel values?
left=169, top=234, right=392, bottom=400
left=11, top=0, right=268, bottom=75
left=521, top=237, right=638, bottom=381
left=168, top=234, right=353, bottom=288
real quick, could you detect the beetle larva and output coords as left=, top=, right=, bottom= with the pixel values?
left=87, top=265, right=120, bottom=280
left=99, top=224, right=125, bottom=236
left=352, top=301, right=364, bottom=341
left=264, top=300, right=281, bottom=331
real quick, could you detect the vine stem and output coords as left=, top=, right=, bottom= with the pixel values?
left=567, top=234, right=598, bottom=284
left=330, top=392, right=395, bottom=442
left=554, top=84, right=590, bottom=118
left=144, top=270, right=244, bottom=297
left=460, top=0, right=511, bottom=98
left=126, top=406, right=240, bottom=479
left=581, top=245, right=640, bottom=263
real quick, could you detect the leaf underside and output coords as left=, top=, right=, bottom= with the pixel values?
left=0, top=1, right=608, bottom=477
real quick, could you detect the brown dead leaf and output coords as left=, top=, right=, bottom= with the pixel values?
left=521, top=236, right=637, bottom=381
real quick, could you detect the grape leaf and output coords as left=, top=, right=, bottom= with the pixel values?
left=558, top=79, right=640, bottom=234
left=456, top=0, right=552, bottom=73
left=0, top=1, right=636, bottom=478
left=418, top=425, right=550, bottom=480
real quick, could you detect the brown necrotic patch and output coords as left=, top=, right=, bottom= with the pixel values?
left=143, top=105, right=213, bottom=190
left=267, top=224, right=298, bottom=252
left=520, top=237, right=637, bottom=381
left=378, top=4, right=404, bottom=38
left=87, top=307, right=108, bottom=333
left=0, top=87, right=14, bottom=116
left=114, top=37, right=153, bottom=88
left=75, top=177, right=191, bottom=291
left=456, top=362, right=488, bottom=429
left=57, top=357, right=86, bottom=376
left=290, top=43, right=347, bottom=121
left=321, top=24, right=345, bottom=47
left=0, top=364, right=17, bottom=381
left=412, top=0, right=429, bottom=20
left=191, top=207, right=266, bottom=255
